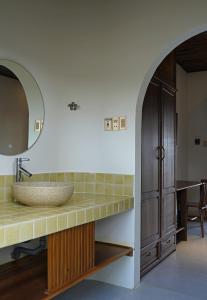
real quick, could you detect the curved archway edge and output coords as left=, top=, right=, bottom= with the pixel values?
left=134, top=24, right=207, bottom=285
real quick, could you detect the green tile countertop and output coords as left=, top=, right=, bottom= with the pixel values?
left=0, top=193, right=134, bottom=248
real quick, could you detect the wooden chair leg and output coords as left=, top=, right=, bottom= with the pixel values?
left=200, top=210, right=205, bottom=238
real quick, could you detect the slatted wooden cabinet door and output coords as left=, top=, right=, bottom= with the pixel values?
left=47, top=222, right=95, bottom=294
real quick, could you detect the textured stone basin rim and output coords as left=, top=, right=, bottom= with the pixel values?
left=13, top=182, right=74, bottom=207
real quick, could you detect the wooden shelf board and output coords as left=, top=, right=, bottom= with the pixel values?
left=0, top=251, right=47, bottom=300
left=0, top=242, right=133, bottom=300
left=95, top=241, right=133, bottom=267
left=44, top=242, right=133, bottom=299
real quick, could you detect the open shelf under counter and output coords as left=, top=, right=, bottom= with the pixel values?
left=0, top=223, right=133, bottom=300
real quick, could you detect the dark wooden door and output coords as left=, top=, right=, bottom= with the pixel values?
left=141, top=79, right=161, bottom=248
left=161, top=85, right=176, bottom=236
left=141, top=52, right=176, bottom=276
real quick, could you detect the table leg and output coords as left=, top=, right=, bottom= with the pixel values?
left=177, top=189, right=187, bottom=241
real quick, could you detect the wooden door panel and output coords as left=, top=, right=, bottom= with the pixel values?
left=163, top=192, right=176, bottom=235
left=141, top=52, right=176, bottom=275
left=142, top=80, right=160, bottom=196
left=141, top=196, right=160, bottom=247
left=162, top=86, right=176, bottom=191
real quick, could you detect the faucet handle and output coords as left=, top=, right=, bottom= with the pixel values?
left=20, top=158, right=30, bottom=162
left=16, top=157, right=30, bottom=164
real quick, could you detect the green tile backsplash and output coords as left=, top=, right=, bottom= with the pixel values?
left=0, top=172, right=134, bottom=203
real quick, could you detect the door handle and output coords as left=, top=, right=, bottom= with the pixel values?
left=155, top=146, right=165, bottom=160
left=155, top=146, right=160, bottom=160
left=161, top=146, right=165, bottom=160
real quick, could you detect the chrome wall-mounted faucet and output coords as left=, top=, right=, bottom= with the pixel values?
left=16, top=158, right=32, bottom=182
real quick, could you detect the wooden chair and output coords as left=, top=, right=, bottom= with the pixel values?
left=187, top=179, right=207, bottom=238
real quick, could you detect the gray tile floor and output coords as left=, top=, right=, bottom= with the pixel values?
left=56, top=222, right=207, bottom=299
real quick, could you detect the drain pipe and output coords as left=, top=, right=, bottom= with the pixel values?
left=11, top=237, right=46, bottom=260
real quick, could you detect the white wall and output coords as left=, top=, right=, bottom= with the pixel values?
left=187, top=71, right=207, bottom=180
left=0, top=0, right=207, bottom=289
left=176, top=68, right=207, bottom=181
left=175, top=68, right=207, bottom=203
left=91, top=211, right=135, bottom=288
left=0, top=0, right=206, bottom=175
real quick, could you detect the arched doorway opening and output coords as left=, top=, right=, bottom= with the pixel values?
left=137, top=30, right=207, bottom=293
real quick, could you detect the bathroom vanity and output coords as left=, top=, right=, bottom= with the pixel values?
left=0, top=193, right=133, bottom=299
left=0, top=59, right=134, bottom=299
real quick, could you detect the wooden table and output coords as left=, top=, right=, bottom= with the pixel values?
left=176, top=180, right=203, bottom=241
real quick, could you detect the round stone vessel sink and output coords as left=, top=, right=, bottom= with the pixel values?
left=13, top=182, right=74, bottom=207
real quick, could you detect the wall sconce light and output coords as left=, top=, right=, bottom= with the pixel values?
left=67, top=102, right=80, bottom=111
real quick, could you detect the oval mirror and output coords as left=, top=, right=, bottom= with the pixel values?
left=0, top=59, right=44, bottom=155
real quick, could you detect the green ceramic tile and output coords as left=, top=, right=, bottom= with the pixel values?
left=0, top=176, right=4, bottom=187
left=107, top=204, right=114, bottom=215
left=22, top=175, right=32, bottom=182
left=124, top=186, right=133, bottom=196
left=74, top=173, right=85, bottom=182
left=105, top=174, right=114, bottom=184
left=75, top=182, right=85, bottom=193
left=0, top=228, right=4, bottom=246
left=67, top=211, right=76, bottom=228
left=114, top=175, right=124, bottom=184
left=95, top=184, right=105, bottom=194
left=58, top=214, right=68, bottom=230
left=46, top=216, right=58, bottom=234
left=86, top=208, right=93, bottom=222
left=4, top=187, right=13, bottom=202
left=0, top=171, right=135, bottom=248
left=113, top=185, right=124, bottom=196
left=77, top=210, right=85, bottom=224
left=34, top=219, right=46, bottom=237
left=118, top=201, right=124, bottom=212
left=85, top=173, right=96, bottom=183
left=86, top=183, right=95, bottom=194
left=0, top=188, right=4, bottom=202
left=41, top=173, right=50, bottom=181
left=64, top=172, right=74, bottom=182
left=49, top=173, right=57, bottom=181
left=5, top=225, right=19, bottom=245
left=105, top=184, right=114, bottom=195
left=19, top=221, right=34, bottom=241
left=100, top=206, right=107, bottom=218
left=114, top=203, right=119, bottom=213
left=96, top=173, right=105, bottom=183
left=56, top=173, right=65, bottom=182
left=5, top=175, right=14, bottom=187
left=124, top=175, right=133, bottom=185
left=94, top=207, right=100, bottom=219
left=31, top=174, right=43, bottom=181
